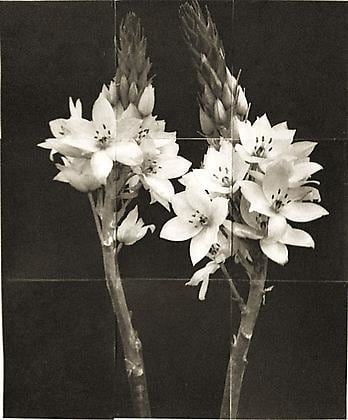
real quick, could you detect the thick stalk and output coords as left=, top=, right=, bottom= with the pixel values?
left=102, top=244, right=151, bottom=418
left=220, top=256, right=268, bottom=419
left=89, top=185, right=151, bottom=417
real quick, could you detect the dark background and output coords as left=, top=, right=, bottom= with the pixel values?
left=1, top=1, right=347, bottom=419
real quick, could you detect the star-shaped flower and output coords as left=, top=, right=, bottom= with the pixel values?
left=240, top=160, right=328, bottom=240
left=160, top=186, right=228, bottom=265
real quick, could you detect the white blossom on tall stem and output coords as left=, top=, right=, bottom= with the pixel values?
left=39, top=96, right=144, bottom=184
left=181, top=140, right=249, bottom=196
left=240, top=160, right=328, bottom=240
left=117, top=206, right=155, bottom=245
left=160, top=185, right=228, bottom=265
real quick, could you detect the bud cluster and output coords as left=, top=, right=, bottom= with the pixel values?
left=116, top=12, right=154, bottom=116
left=180, top=0, right=248, bottom=140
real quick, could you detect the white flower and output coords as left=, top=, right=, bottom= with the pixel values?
left=131, top=137, right=191, bottom=210
left=240, top=160, right=328, bottom=239
left=181, top=141, right=249, bottom=195
left=38, top=97, right=84, bottom=160
left=235, top=114, right=296, bottom=164
left=54, top=157, right=102, bottom=193
left=40, top=96, right=144, bottom=183
left=185, top=261, right=220, bottom=301
left=240, top=195, right=316, bottom=265
left=117, top=206, right=155, bottom=245
left=160, top=187, right=228, bottom=265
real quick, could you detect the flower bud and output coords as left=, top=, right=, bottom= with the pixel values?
left=236, top=86, right=248, bottom=116
left=213, top=98, right=227, bottom=126
left=128, top=81, right=139, bottom=104
left=202, top=84, right=215, bottom=108
left=226, top=67, right=237, bottom=95
left=117, top=206, right=155, bottom=246
left=120, top=75, right=129, bottom=109
left=54, top=158, right=102, bottom=193
left=138, top=84, right=155, bottom=116
left=222, top=82, right=233, bottom=108
left=199, top=108, right=215, bottom=135
left=231, top=115, right=241, bottom=141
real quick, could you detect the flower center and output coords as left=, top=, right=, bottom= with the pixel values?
left=209, top=243, right=220, bottom=256
left=212, top=165, right=231, bottom=187
left=255, top=213, right=268, bottom=232
left=136, top=128, right=150, bottom=144
left=94, top=124, right=112, bottom=149
left=253, top=136, right=273, bottom=157
left=143, top=157, right=162, bottom=175
left=188, top=209, right=209, bottom=228
left=270, top=189, right=291, bottom=212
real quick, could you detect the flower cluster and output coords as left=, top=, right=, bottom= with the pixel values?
left=161, top=105, right=328, bottom=300
left=39, top=80, right=191, bottom=245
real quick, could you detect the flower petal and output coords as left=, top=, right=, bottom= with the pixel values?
left=91, top=150, right=113, bottom=184
left=262, top=161, right=290, bottom=203
left=210, top=197, right=229, bottom=227
left=267, top=214, right=287, bottom=241
left=289, top=141, right=317, bottom=158
left=279, top=226, right=314, bottom=248
left=145, top=176, right=175, bottom=203
left=290, top=162, right=323, bottom=184
left=260, top=239, right=288, bottom=265
left=281, top=202, right=329, bottom=222
left=156, top=156, right=192, bottom=179
left=112, top=141, right=143, bottom=166
left=92, top=96, right=116, bottom=134
left=240, top=181, right=274, bottom=217
left=190, top=225, right=218, bottom=265
left=172, top=192, right=194, bottom=220
left=160, top=217, right=200, bottom=241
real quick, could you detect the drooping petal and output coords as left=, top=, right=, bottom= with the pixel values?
left=91, top=150, right=113, bottom=184
left=190, top=225, right=219, bottom=265
left=260, top=239, right=288, bottom=265
left=38, top=138, right=89, bottom=158
left=160, top=217, right=200, bottom=241
left=240, top=181, right=274, bottom=217
left=279, top=226, right=314, bottom=248
left=281, top=202, right=329, bottom=222
left=267, top=214, right=287, bottom=241
left=185, top=261, right=220, bottom=301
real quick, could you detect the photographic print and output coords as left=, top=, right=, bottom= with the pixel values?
left=1, top=0, right=347, bottom=419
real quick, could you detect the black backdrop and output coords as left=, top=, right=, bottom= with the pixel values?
left=1, top=1, right=347, bottom=418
